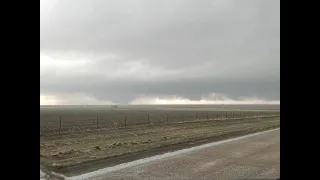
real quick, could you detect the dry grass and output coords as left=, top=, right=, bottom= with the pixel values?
left=40, top=117, right=280, bottom=168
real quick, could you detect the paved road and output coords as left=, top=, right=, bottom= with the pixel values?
left=68, top=128, right=280, bottom=180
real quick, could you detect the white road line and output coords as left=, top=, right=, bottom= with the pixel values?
left=65, top=128, right=279, bottom=180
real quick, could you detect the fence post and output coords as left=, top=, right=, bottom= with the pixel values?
left=206, top=113, right=209, bottom=120
left=125, top=114, right=127, bottom=128
left=59, top=116, right=62, bottom=134
left=96, top=116, right=99, bottom=129
left=166, top=114, right=168, bottom=124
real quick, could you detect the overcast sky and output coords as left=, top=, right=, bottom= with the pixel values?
left=40, top=0, right=280, bottom=105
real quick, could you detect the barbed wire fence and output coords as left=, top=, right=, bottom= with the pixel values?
left=40, top=111, right=280, bottom=136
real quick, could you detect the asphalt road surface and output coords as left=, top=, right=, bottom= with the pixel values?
left=67, top=128, right=280, bottom=180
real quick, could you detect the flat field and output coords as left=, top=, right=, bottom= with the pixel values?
left=40, top=104, right=279, bottom=135
left=40, top=105, right=280, bottom=176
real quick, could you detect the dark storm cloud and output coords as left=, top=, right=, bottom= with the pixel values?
left=40, top=0, right=280, bottom=104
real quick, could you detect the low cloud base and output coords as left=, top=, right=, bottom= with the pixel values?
left=40, top=93, right=279, bottom=105
left=130, top=94, right=280, bottom=105
left=40, top=93, right=114, bottom=105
